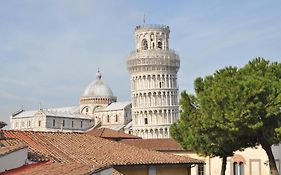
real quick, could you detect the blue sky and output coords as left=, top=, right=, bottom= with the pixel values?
left=0, top=0, right=281, bottom=125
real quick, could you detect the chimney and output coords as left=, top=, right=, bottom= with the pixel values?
left=0, top=121, right=7, bottom=140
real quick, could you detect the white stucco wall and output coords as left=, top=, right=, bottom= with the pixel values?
left=0, top=147, right=28, bottom=172
left=46, top=117, right=93, bottom=131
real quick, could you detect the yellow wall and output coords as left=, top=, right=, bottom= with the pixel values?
left=116, top=165, right=191, bottom=175
left=156, top=166, right=190, bottom=175
left=117, top=167, right=148, bottom=175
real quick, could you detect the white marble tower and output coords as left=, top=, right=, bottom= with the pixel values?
left=127, top=24, right=180, bottom=139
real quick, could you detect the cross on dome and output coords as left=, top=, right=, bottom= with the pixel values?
left=96, top=69, right=102, bottom=80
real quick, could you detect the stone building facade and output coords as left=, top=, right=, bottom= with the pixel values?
left=10, top=24, right=180, bottom=139
left=127, top=24, right=180, bottom=138
left=10, top=71, right=131, bottom=132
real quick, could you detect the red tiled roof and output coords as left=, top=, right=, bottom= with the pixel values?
left=87, top=128, right=140, bottom=139
left=0, top=144, right=27, bottom=157
left=0, top=137, right=49, bottom=162
left=120, top=138, right=186, bottom=151
left=1, top=161, right=92, bottom=175
left=2, top=130, right=203, bottom=174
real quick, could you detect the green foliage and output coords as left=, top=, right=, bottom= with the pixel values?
left=171, top=57, right=281, bottom=159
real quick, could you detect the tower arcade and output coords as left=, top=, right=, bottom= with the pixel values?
left=126, top=24, right=180, bottom=138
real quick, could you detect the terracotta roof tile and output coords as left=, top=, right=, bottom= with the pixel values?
left=0, top=137, right=49, bottom=162
left=0, top=144, right=27, bottom=157
left=87, top=128, right=140, bottom=139
left=120, top=138, right=186, bottom=151
left=2, top=130, right=203, bottom=174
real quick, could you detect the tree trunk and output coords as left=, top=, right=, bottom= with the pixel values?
left=260, top=138, right=279, bottom=175
left=220, top=156, right=227, bottom=175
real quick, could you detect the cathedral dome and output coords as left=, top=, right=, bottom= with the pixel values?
left=82, top=70, right=115, bottom=98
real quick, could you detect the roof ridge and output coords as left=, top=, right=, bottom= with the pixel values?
left=100, top=128, right=106, bottom=137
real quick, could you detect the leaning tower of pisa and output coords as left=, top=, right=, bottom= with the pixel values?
left=126, top=24, right=180, bottom=139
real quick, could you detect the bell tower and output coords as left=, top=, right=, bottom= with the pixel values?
left=126, top=24, right=180, bottom=139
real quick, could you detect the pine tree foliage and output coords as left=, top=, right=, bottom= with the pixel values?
left=171, top=57, right=281, bottom=175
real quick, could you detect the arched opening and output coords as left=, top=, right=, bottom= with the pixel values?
left=157, top=40, right=162, bottom=49
left=144, top=117, right=148, bottom=125
left=231, top=154, right=245, bottom=175
left=142, top=39, right=148, bottom=50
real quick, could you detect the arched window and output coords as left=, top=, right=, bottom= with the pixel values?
left=158, top=40, right=162, bottom=49
left=233, top=162, right=244, bottom=175
left=231, top=154, right=245, bottom=175
left=142, top=39, right=148, bottom=50
left=144, top=118, right=148, bottom=124
left=239, top=162, right=244, bottom=175
left=233, top=162, right=238, bottom=175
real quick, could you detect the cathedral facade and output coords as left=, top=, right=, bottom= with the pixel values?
left=10, top=24, right=180, bottom=139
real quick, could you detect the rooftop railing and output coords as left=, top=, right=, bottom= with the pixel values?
left=135, top=24, right=169, bottom=30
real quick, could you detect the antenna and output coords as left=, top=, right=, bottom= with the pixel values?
left=61, top=121, right=64, bottom=132
left=39, top=102, right=42, bottom=110
left=143, top=14, right=146, bottom=24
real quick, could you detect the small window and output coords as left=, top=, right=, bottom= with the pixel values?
left=62, top=120, right=65, bottom=127
left=107, top=115, right=110, bottom=123
left=144, top=118, right=148, bottom=124
left=198, top=164, right=204, bottom=175
left=28, top=121, right=31, bottom=127
left=159, top=82, right=162, bottom=88
left=115, top=115, right=118, bottom=122
left=80, top=121, right=83, bottom=128
left=86, top=108, right=89, bottom=112
left=53, top=119, right=55, bottom=127
left=72, top=121, right=74, bottom=127
left=38, top=120, right=41, bottom=127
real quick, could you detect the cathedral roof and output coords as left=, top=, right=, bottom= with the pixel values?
left=96, top=101, right=131, bottom=112
left=86, top=128, right=140, bottom=140
left=82, top=70, right=115, bottom=98
left=11, top=107, right=90, bottom=120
